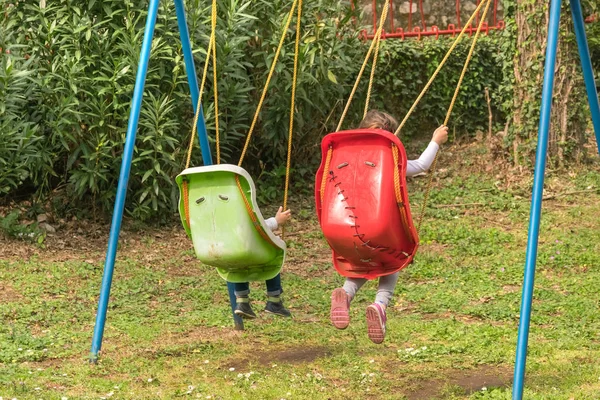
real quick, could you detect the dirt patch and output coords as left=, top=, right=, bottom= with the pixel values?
left=0, top=283, right=24, bottom=302
left=405, top=365, right=511, bottom=399
left=223, top=345, right=332, bottom=371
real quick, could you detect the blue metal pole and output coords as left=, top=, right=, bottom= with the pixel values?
left=512, top=0, right=562, bottom=397
left=227, top=282, right=244, bottom=330
left=570, top=0, right=600, bottom=154
left=90, top=0, right=161, bottom=363
left=174, top=0, right=213, bottom=165
left=173, top=0, right=242, bottom=330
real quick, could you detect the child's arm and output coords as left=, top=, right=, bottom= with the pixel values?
left=265, top=206, right=292, bottom=232
left=406, top=126, right=448, bottom=177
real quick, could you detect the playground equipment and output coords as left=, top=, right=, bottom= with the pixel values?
left=88, top=1, right=600, bottom=397
left=512, top=0, right=600, bottom=399
left=89, top=0, right=301, bottom=361
left=355, top=0, right=505, bottom=41
left=316, top=0, right=493, bottom=280
left=175, top=0, right=301, bottom=282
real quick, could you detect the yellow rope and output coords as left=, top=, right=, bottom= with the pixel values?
left=283, top=0, right=302, bottom=214
left=320, top=146, right=333, bottom=203
left=185, top=6, right=218, bottom=169
left=211, top=0, right=220, bottom=164
left=392, top=144, right=414, bottom=243
left=336, top=0, right=390, bottom=132
left=235, top=176, right=276, bottom=245
left=238, top=0, right=300, bottom=167
left=415, top=0, right=493, bottom=234
left=394, top=0, right=490, bottom=137
left=445, top=0, right=492, bottom=126
left=364, top=0, right=390, bottom=118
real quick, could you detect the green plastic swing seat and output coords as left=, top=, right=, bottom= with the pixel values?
left=176, top=165, right=286, bottom=283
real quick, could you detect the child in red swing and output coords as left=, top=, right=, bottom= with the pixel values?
left=330, top=110, right=448, bottom=344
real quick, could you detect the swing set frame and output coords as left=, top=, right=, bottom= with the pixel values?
left=89, top=1, right=600, bottom=399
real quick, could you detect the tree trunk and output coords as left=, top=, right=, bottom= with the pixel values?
left=510, top=0, right=587, bottom=167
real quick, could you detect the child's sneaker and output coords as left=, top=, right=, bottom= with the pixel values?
left=366, top=303, right=386, bottom=344
left=234, top=299, right=257, bottom=319
left=330, top=288, right=350, bottom=329
left=264, top=298, right=291, bottom=317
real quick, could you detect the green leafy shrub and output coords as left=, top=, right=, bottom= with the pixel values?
left=0, top=0, right=510, bottom=220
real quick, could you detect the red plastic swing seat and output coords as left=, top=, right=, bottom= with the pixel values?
left=315, top=129, right=419, bottom=280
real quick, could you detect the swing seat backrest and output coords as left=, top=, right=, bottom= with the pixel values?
left=176, top=165, right=285, bottom=283
left=315, top=129, right=419, bottom=280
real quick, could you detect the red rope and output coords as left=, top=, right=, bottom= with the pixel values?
left=419, top=0, right=425, bottom=29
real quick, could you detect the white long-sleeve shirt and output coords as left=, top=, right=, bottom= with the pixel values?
left=406, top=141, right=439, bottom=177
left=265, top=217, right=278, bottom=231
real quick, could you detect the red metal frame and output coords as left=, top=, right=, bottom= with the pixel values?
left=355, top=0, right=504, bottom=41
left=352, top=1, right=597, bottom=41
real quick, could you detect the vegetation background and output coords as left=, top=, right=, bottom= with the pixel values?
left=1, top=0, right=598, bottom=225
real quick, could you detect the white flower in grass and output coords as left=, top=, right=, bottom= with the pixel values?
left=147, top=378, right=153, bottom=383
left=204, top=360, right=209, bottom=364
left=229, top=367, right=235, bottom=372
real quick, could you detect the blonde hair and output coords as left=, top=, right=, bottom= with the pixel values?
left=359, top=110, right=398, bottom=133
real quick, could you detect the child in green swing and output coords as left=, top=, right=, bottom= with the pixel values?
left=330, top=110, right=448, bottom=344
left=234, top=206, right=292, bottom=319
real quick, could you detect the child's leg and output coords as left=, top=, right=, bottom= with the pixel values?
left=265, top=273, right=282, bottom=297
left=264, top=273, right=291, bottom=317
left=233, top=282, right=256, bottom=319
left=366, top=271, right=400, bottom=344
left=343, top=277, right=368, bottom=300
left=234, top=282, right=250, bottom=297
left=331, top=277, right=367, bottom=329
left=374, top=271, right=400, bottom=307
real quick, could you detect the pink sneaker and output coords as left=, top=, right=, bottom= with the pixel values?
left=366, top=303, right=387, bottom=344
left=330, top=288, right=350, bottom=329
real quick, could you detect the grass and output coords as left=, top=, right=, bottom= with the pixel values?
left=1, top=146, right=600, bottom=399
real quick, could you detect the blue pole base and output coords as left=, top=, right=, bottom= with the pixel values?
left=227, top=281, right=245, bottom=330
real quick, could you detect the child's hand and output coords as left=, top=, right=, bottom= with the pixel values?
left=432, top=125, right=448, bottom=146
left=275, top=206, right=292, bottom=226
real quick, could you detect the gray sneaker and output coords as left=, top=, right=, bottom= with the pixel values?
left=234, top=301, right=257, bottom=319
left=264, top=300, right=291, bottom=317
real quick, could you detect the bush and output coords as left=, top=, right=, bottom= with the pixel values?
left=0, top=0, right=509, bottom=220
